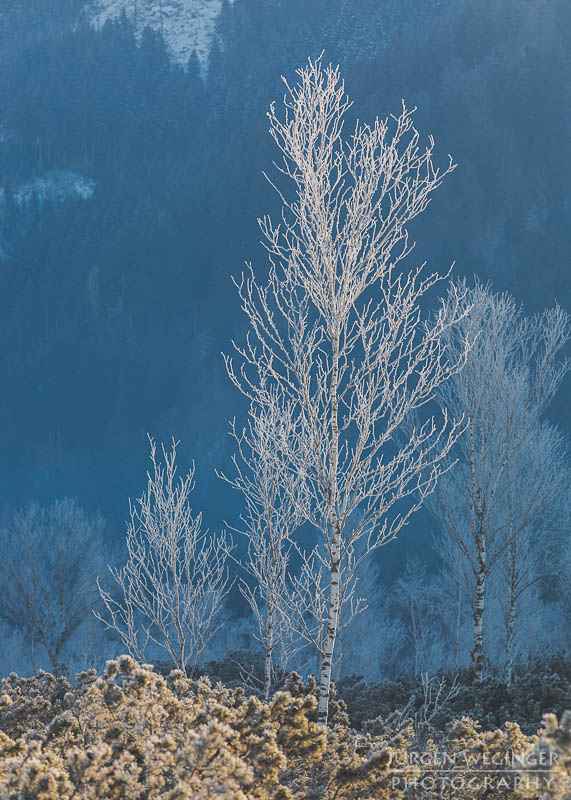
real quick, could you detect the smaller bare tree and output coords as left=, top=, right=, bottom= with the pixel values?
left=395, top=558, right=443, bottom=677
left=432, top=280, right=570, bottom=681
left=217, top=388, right=305, bottom=699
left=414, top=672, right=460, bottom=739
left=0, top=498, right=106, bottom=674
left=434, top=532, right=473, bottom=669
left=497, top=422, right=569, bottom=686
left=96, top=437, right=232, bottom=676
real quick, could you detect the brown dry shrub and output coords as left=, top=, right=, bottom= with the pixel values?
left=1, top=660, right=569, bottom=799
left=0, top=658, right=419, bottom=799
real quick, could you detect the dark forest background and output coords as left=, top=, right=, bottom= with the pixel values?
left=0, top=0, right=570, bottom=577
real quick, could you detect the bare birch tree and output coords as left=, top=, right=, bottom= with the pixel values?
left=498, top=423, right=569, bottom=686
left=0, top=499, right=105, bottom=674
left=96, top=437, right=232, bottom=676
left=217, top=388, right=305, bottom=699
left=225, top=57, right=471, bottom=724
left=434, top=530, right=473, bottom=669
left=432, top=280, right=570, bottom=681
left=395, top=558, right=443, bottom=677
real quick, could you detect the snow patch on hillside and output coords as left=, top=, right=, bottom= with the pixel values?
left=1, top=170, right=95, bottom=209
left=91, top=0, right=228, bottom=64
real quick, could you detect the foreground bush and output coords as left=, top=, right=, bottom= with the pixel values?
left=0, top=659, right=569, bottom=799
left=0, top=658, right=416, bottom=799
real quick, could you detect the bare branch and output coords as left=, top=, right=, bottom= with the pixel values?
left=0, top=499, right=105, bottom=674
left=96, top=436, right=233, bottom=677
left=430, top=280, right=570, bottom=681
left=224, top=56, right=470, bottom=724
left=217, top=388, right=306, bottom=698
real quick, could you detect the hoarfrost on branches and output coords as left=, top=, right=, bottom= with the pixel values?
left=225, top=56, right=472, bottom=724
left=96, top=436, right=232, bottom=675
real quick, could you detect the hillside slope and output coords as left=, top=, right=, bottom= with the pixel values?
left=90, top=0, right=228, bottom=63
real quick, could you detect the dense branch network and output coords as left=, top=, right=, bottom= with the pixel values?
left=225, top=57, right=472, bottom=724
left=97, top=437, right=232, bottom=675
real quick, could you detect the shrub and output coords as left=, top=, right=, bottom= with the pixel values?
left=1, top=656, right=568, bottom=799
left=337, top=655, right=571, bottom=736
left=0, top=658, right=416, bottom=799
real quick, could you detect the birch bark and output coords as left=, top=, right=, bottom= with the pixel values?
left=226, top=57, right=472, bottom=724
left=431, top=282, right=569, bottom=681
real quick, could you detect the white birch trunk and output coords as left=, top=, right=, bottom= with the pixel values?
left=504, top=535, right=518, bottom=689
left=317, top=532, right=341, bottom=725
left=472, top=535, right=486, bottom=682
left=315, top=324, right=342, bottom=725
left=505, top=595, right=516, bottom=688
left=263, top=604, right=275, bottom=701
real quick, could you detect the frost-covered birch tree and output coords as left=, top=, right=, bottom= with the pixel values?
left=395, top=558, right=444, bottom=677
left=432, top=280, right=570, bottom=681
left=0, top=499, right=105, bottom=674
left=217, top=388, right=305, bottom=699
left=225, top=57, right=471, bottom=724
left=96, top=437, right=232, bottom=676
left=498, top=423, right=569, bottom=686
left=434, top=529, right=473, bottom=669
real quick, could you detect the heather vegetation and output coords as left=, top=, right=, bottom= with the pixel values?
left=198, top=650, right=571, bottom=736
left=0, top=658, right=569, bottom=799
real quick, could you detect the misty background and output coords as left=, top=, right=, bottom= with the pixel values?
left=0, top=0, right=569, bottom=675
